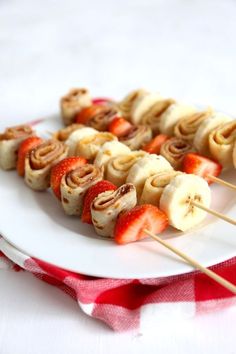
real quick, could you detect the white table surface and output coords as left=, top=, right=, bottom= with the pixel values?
left=0, top=0, right=236, bottom=353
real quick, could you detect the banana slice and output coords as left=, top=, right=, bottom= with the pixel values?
left=174, top=109, right=213, bottom=143
left=65, top=127, right=98, bottom=155
left=126, top=154, right=173, bottom=198
left=118, top=89, right=148, bottom=119
left=159, top=103, right=196, bottom=136
left=94, top=141, right=130, bottom=168
left=131, top=92, right=162, bottom=124
left=208, top=121, right=236, bottom=168
left=76, top=132, right=117, bottom=160
left=160, top=174, right=211, bottom=231
left=140, top=170, right=182, bottom=206
left=193, top=113, right=233, bottom=155
left=106, top=151, right=147, bottom=186
left=53, top=124, right=84, bottom=142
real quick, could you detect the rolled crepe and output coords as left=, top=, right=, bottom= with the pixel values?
left=126, top=154, right=173, bottom=198
left=209, top=121, right=236, bottom=168
left=159, top=103, right=196, bottom=136
left=232, top=141, right=236, bottom=168
left=94, top=141, right=131, bottom=169
left=140, top=171, right=182, bottom=206
left=120, top=125, right=152, bottom=150
left=88, top=106, right=118, bottom=131
left=117, top=89, right=148, bottom=119
left=0, top=124, right=33, bottom=170
left=160, top=137, right=195, bottom=170
left=65, top=127, right=98, bottom=155
left=91, top=183, right=137, bottom=237
left=76, top=132, right=117, bottom=160
left=61, top=164, right=104, bottom=215
left=131, top=92, right=162, bottom=124
left=140, top=98, right=175, bottom=134
left=25, top=140, right=68, bottom=191
left=174, top=109, right=213, bottom=143
left=106, top=151, right=147, bottom=186
left=53, top=124, right=84, bottom=142
left=193, top=113, right=233, bottom=155
left=60, top=88, right=92, bottom=126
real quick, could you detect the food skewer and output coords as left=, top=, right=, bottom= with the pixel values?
left=144, top=229, right=236, bottom=295
left=206, top=175, right=236, bottom=191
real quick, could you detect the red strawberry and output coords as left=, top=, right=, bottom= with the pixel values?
left=142, top=134, right=169, bottom=154
left=114, top=204, right=168, bottom=245
left=108, top=117, right=133, bottom=137
left=50, top=157, right=87, bottom=199
left=81, top=180, right=117, bottom=224
left=182, top=153, right=222, bottom=184
left=17, top=136, right=43, bottom=176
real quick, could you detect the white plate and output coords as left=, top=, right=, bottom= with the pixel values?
left=0, top=116, right=236, bottom=279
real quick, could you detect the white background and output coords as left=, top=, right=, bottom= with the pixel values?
left=0, top=0, right=236, bottom=353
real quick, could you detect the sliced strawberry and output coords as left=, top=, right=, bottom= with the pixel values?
left=75, top=105, right=104, bottom=125
left=50, top=157, right=87, bottom=199
left=182, top=153, right=222, bottom=184
left=108, top=117, right=133, bottom=137
left=142, top=134, right=169, bottom=154
left=114, top=204, right=168, bottom=245
left=17, top=136, right=43, bottom=176
left=92, top=97, right=114, bottom=106
left=81, top=180, right=117, bottom=224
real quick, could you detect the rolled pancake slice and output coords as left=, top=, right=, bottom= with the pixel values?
left=106, top=151, right=147, bottom=187
left=60, top=88, right=92, bottom=126
left=91, top=183, right=137, bottom=237
left=61, top=163, right=104, bottom=215
left=131, top=92, right=162, bottom=124
left=140, top=98, right=175, bottom=134
left=87, top=106, right=119, bottom=131
left=94, top=141, right=130, bottom=168
left=0, top=124, right=34, bottom=170
left=159, top=103, right=196, bottom=136
left=65, top=127, right=98, bottom=155
left=117, top=89, right=148, bottom=119
left=174, top=109, right=213, bottom=143
left=140, top=170, right=182, bottom=206
left=25, top=139, right=68, bottom=191
left=126, top=154, right=173, bottom=199
left=76, top=132, right=117, bottom=160
left=209, top=121, right=236, bottom=168
left=119, top=125, right=152, bottom=150
left=160, top=137, right=195, bottom=170
left=193, top=113, right=233, bottom=155
left=53, top=124, right=84, bottom=142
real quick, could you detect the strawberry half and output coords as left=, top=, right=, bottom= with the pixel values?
left=50, top=157, right=87, bottom=200
left=17, top=136, right=43, bottom=176
left=182, top=153, right=222, bottom=184
left=114, top=204, right=168, bottom=245
left=81, top=180, right=117, bottom=224
left=75, top=105, right=104, bottom=125
left=108, top=117, right=133, bottom=137
left=142, top=134, right=169, bottom=154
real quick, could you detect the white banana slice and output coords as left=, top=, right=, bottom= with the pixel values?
left=140, top=170, right=182, bottom=206
left=208, top=121, right=236, bottom=168
left=159, top=103, right=196, bottom=136
left=193, top=113, right=233, bottom=155
left=126, top=154, right=173, bottom=198
left=160, top=174, right=211, bottom=231
left=131, top=92, right=162, bottom=124
left=106, top=150, right=147, bottom=187
left=65, top=127, right=97, bottom=155
left=94, top=141, right=130, bottom=168
left=76, top=132, right=117, bottom=160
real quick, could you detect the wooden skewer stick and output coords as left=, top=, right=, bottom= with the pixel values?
left=144, top=229, right=236, bottom=295
left=191, top=200, right=236, bottom=226
left=207, top=175, right=236, bottom=191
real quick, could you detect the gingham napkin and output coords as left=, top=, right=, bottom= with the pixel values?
left=0, top=236, right=235, bottom=332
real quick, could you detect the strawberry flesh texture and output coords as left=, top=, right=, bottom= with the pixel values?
left=17, top=136, right=43, bottom=176
left=142, top=134, right=169, bottom=154
left=108, top=117, right=133, bottom=138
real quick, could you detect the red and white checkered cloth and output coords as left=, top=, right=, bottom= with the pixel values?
left=0, top=236, right=235, bottom=332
